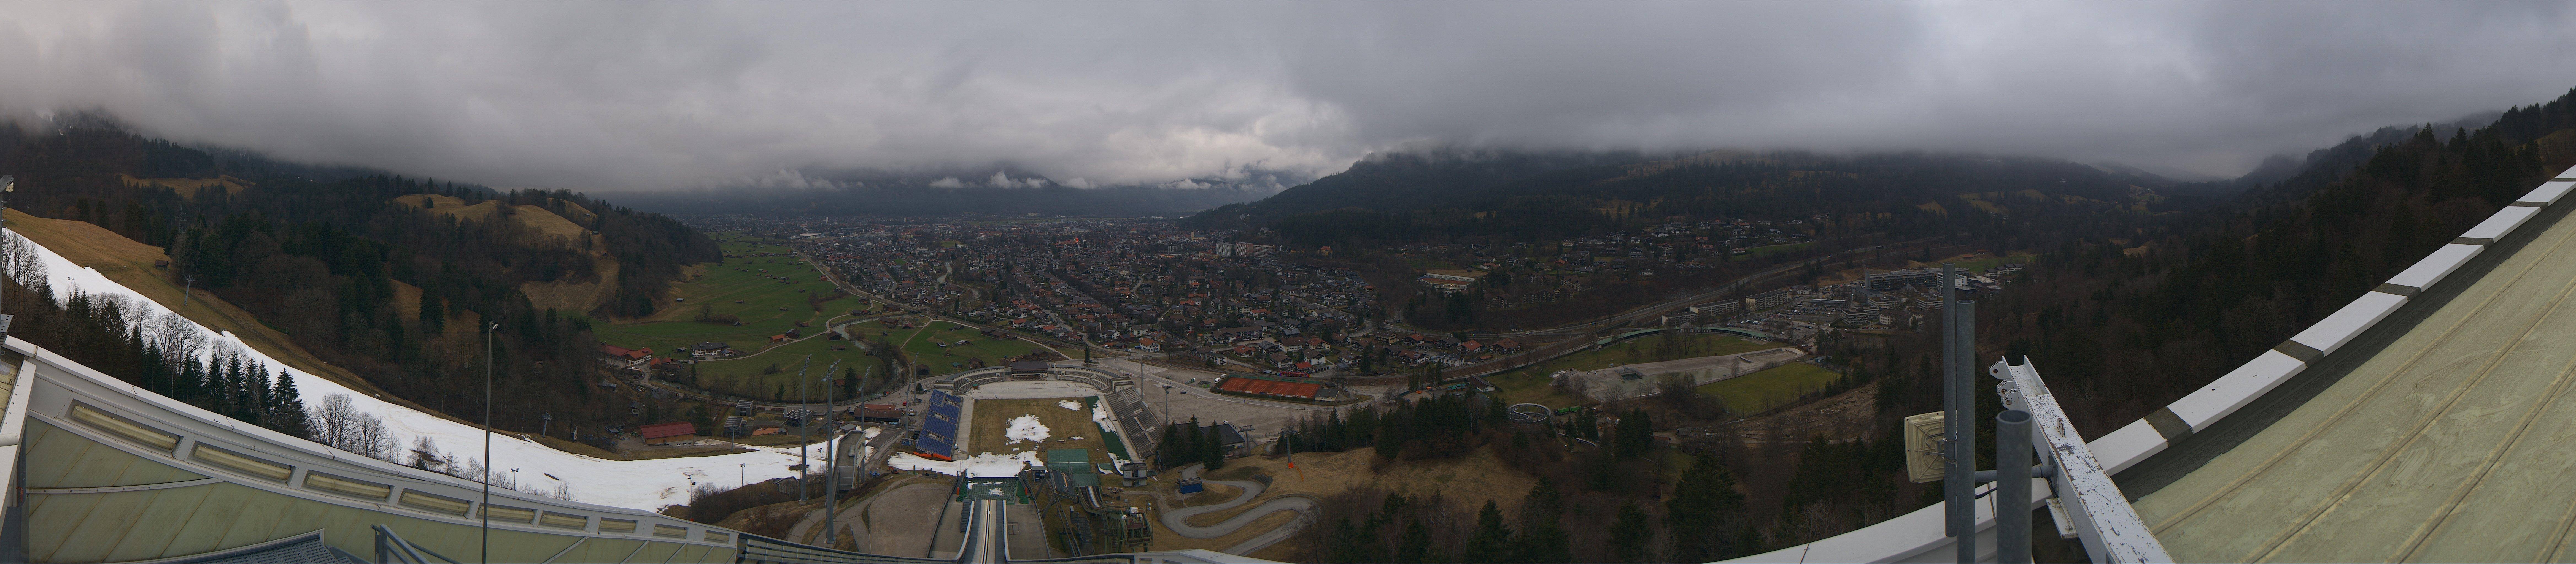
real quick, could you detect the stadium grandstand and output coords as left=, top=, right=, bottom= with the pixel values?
left=915, top=391, right=964, bottom=462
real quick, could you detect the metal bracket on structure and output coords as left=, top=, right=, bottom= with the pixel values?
left=1993, top=359, right=2173, bottom=563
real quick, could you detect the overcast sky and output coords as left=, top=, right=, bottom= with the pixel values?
left=2, top=2, right=2572, bottom=191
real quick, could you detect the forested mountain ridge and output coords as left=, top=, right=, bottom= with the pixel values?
left=1188, top=148, right=1662, bottom=224
left=0, top=122, right=719, bottom=436
left=1984, top=88, right=2576, bottom=436
left=614, top=167, right=1287, bottom=219
left=1249, top=151, right=2213, bottom=251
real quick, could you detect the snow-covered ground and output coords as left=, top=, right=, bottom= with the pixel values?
left=889, top=450, right=1039, bottom=478
left=1004, top=414, right=1050, bottom=444
left=10, top=230, right=821, bottom=511
left=1057, top=400, right=1082, bottom=411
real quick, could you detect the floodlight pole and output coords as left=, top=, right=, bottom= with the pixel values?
left=798, top=354, right=813, bottom=503
left=823, top=422, right=841, bottom=547
left=482, top=321, right=499, bottom=564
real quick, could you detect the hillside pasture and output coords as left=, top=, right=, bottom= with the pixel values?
left=894, top=320, right=1055, bottom=370
left=594, top=233, right=865, bottom=351
left=687, top=330, right=888, bottom=402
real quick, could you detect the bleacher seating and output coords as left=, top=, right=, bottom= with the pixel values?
left=918, top=391, right=965, bottom=459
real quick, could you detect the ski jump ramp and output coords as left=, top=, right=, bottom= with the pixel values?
left=1732, top=170, right=2576, bottom=563
left=0, top=331, right=1271, bottom=563
left=2, top=334, right=741, bottom=563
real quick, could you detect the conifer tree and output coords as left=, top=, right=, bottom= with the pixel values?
left=1199, top=422, right=1226, bottom=470
left=269, top=371, right=311, bottom=438
left=1396, top=519, right=1433, bottom=564
left=1460, top=500, right=1514, bottom=564
left=1611, top=503, right=1653, bottom=562
left=240, top=363, right=272, bottom=427
left=1667, top=453, right=1750, bottom=560
left=417, top=293, right=445, bottom=335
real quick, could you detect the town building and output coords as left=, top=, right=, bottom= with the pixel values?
left=1418, top=269, right=1487, bottom=293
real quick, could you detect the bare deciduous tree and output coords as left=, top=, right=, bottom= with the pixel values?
left=310, top=394, right=358, bottom=450
left=0, top=234, right=45, bottom=290
left=1551, top=369, right=1592, bottom=399
left=152, top=312, right=207, bottom=367
left=407, top=436, right=451, bottom=474
left=350, top=412, right=393, bottom=461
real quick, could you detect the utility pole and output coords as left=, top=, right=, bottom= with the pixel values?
left=482, top=322, right=499, bottom=564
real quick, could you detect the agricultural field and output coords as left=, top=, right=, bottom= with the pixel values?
left=594, top=233, right=873, bottom=353
left=1485, top=333, right=1782, bottom=408
left=966, top=398, right=1116, bottom=465
left=1696, top=361, right=1845, bottom=414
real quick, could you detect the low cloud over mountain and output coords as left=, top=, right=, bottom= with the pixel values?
left=2, top=2, right=2572, bottom=191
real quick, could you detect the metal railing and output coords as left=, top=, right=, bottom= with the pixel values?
left=737, top=532, right=957, bottom=564
left=1994, top=359, right=2172, bottom=563
left=373, top=525, right=463, bottom=564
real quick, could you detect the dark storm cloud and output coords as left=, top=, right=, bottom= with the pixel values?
left=0, top=2, right=2569, bottom=189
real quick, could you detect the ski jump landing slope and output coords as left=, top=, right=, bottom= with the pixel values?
left=1727, top=171, right=2576, bottom=563
left=3, top=228, right=814, bottom=511
left=2126, top=176, right=2576, bottom=562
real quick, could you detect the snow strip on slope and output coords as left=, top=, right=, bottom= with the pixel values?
left=889, top=451, right=1038, bottom=478
left=9, top=230, right=814, bottom=511
left=1089, top=397, right=1131, bottom=465
left=1058, top=400, right=1083, bottom=411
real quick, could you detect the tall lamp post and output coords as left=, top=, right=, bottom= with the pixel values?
left=481, top=322, right=499, bottom=564
left=809, top=359, right=838, bottom=496
left=795, top=355, right=813, bottom=503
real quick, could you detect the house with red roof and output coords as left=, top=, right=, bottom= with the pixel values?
left=640, top=421, right=697, bottom=445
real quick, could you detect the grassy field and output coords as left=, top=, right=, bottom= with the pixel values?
left=594, top=232, right=868, bottom=352
left=1484, top=333, right=1782, bottom=408
left=1731, top=241, right=1816, bottom=261
left=1947, top=253, right=2040, bottom=273
left=967, top=398, right=1110, bottom=463
left=873, top=319, right=1055, bottom=370
left=1698, top=362, right=1844, bottom=414
left=688, top=330, right=887, bottom=401
left=590, top=232, right=886, bottom=398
